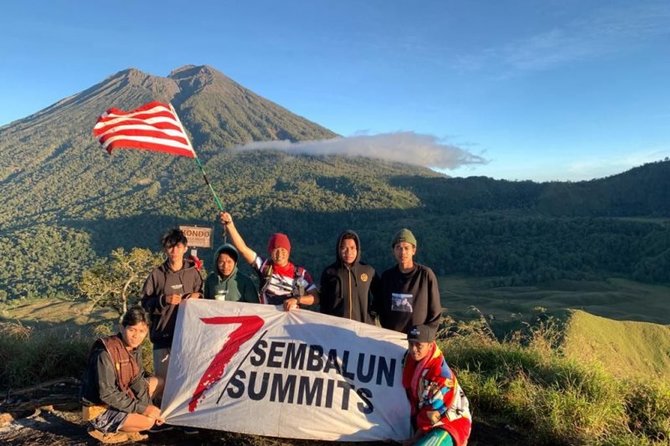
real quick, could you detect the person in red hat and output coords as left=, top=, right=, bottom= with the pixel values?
left=219, top=212, right=319, bottom=310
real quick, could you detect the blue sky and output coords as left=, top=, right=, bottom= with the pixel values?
left=1, top=0, right=669, bottom=181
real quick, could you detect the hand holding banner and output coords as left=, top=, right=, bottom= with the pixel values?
left=161, top=300, right=411, bottom=442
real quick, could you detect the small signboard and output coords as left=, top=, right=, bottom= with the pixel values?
left=179, top=226, right=212, bottom=248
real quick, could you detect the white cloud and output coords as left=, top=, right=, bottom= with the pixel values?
left=234, top=132, right=487, bottom=170
left=457, top=2, right=670, bottom=74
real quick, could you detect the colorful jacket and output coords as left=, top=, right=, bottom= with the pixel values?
left=319, top=230, right=380, bottom=323
left=402, top=342, right=472, bottom=446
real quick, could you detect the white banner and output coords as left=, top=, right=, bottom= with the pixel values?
left=161, top=300, right=411, bottom=442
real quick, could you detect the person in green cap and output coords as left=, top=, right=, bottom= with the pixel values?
left=373, top=228, right=442, bottom=334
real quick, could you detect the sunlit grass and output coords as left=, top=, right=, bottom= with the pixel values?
left=442, top=316, right=670, bottom=445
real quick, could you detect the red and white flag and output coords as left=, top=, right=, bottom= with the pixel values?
left=93, top=101, right=196, bottom=158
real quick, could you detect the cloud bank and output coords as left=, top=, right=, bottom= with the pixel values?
left=234, top=132, right=487, bottom=170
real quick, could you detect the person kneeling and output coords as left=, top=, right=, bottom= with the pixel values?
left=81, top=306, right=164, bottom=443
left=402, top=324, right=472, bottom=446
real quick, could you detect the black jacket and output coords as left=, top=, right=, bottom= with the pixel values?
left=375, top=263, right=442, bottom=334
left=319, top=230, right=380, bottom=324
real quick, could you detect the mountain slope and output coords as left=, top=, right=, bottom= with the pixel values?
left=169, top=65, right=339, bottom=152
left=0, top=65, right=443, bottom=299
left=562, top=309, right=670, bottom=381
left=0, top=64, right=349, bottom=232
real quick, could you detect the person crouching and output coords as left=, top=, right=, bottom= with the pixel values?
left=402, top=324, right=472, bottom=446
left=81, top=306, right=164, bottom=443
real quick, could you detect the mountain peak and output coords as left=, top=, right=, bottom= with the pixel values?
left=0, top=63, right=337, bottom=168
left=102, top=68, right=179, bottom=95
left=169, top=64, right=219, bottom=78
left=111, top=67, right=150, bottom=83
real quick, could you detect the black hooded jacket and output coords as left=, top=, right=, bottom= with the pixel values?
left=319, top=230, right=380, bottom=324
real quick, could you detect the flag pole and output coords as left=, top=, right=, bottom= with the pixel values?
left=169, top=104, right=224, bottom=212
left=194, top=157, right=224, bottom=211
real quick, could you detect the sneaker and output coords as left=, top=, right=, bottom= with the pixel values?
left=182, top=426, right=200, bottom=435
left=87, top=427, right=129, bottom=444
left=148, top=424, right=175, bottom=433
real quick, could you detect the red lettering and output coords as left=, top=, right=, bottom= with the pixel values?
left=188, top=315, right=264, bottom=412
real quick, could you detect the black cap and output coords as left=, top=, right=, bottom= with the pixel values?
left=407, top=324, right=436, bottom=343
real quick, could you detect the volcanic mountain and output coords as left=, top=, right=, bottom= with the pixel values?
left=0, top=64, right=440, bottom=298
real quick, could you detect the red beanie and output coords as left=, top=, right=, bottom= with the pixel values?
left=267, top=233, right=291, bottom=255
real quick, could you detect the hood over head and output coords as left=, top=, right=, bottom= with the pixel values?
left=336, top=229, right=361, bottom=265
left=214, top=243, right=239, bottom=264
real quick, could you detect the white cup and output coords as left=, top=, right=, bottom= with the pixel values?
left=215, top=289, right=227, bottom=301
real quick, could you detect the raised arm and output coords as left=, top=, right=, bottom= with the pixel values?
left=219, top=212, right=256, bottom=265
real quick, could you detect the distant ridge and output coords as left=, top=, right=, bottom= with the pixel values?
left=402, top=159, right=670, bottom=217
left=562, top=310, right=670, bottom=381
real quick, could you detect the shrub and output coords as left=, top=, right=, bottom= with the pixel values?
left=0, top=321, right=89, bottom=390
left=624, top=380, right=670, bottom=443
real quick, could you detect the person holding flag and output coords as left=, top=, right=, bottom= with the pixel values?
left=219, top=212, right=319, bottom=310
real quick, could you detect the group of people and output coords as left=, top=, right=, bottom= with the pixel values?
left=80, top=212, right=471, bottom=445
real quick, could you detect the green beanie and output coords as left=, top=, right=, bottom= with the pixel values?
left=392, top=228, right=417, bottom=247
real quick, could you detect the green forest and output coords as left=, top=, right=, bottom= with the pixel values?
left=1, top=154, right=668, bottom=301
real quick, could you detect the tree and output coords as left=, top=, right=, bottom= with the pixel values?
left=79, top=248, right=163, bottom=317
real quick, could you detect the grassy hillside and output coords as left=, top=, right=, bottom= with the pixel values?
left=562, top=310, right=670, bottom=381
left=5, top=275, right=670, bottom=386
left=442, top=277, right=670, bottom=326
left=0, top=299, right=118, bottom=329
